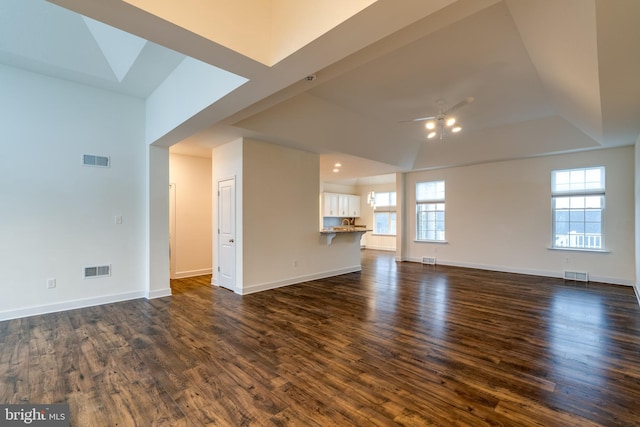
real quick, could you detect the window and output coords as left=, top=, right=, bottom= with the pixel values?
left=373, top=192, right=396, bottom=235
left=416, top=180, right=445, bottom=241
left=552, top=166, right=605, bottom=250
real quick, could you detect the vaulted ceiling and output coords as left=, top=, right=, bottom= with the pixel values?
left=4, top=0, right=640, bottom=184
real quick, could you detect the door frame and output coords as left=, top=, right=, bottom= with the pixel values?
left=169, top=182, right=176, bottom=279
left=217, top=176, right=236, bottom=292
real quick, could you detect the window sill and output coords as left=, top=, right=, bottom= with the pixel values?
left=547, top=247, right=610, bottom=254
left=372, top=233, right=396, bottom=237
left=414, top=240, right=448, bottom=244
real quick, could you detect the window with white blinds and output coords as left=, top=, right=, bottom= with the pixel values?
left=416, top=180, right=445, bottom=241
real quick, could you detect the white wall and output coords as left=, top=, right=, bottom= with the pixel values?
left=146, top=57, right=247, bottom=144
left=213, top=138, right=363, bottom=294
left=0, top=64, right=150, bottom=320
left=169, top=153, right=212, bottom=278
left=146, top=145, right=171, bottom=299
left=635, top=137, right=640, bottom=303
left=356, top=182, right=397, bottom=251
left=242, top=139, right=362, bottom=293
left=212, top=139, right=244, bottom=289
left=405, top=146, right=635, bottom=285
left=321, top=183, right=357, bottom=193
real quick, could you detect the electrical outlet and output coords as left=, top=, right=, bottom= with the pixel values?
left=47, top=278, right=56, bottom=289
left=114, top=215, right=123, bottom=224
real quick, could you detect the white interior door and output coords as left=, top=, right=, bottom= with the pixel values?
left=218, top=178, right=236, bottom=291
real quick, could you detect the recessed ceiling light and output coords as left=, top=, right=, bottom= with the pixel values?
left=333, top=168, right=340, bottom=173
left=452, top=126, right=461, bottom=133
left=427, top=131, right=437, bottom=139
left=334, top=163, right=342, bottom=167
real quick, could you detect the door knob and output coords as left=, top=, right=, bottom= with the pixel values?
left=229, top=239, right=234, bottom=243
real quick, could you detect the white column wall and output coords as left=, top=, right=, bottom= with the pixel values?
left=635, top=137, right=640, bottom=303
left=146, top=145, right=171, bottom=299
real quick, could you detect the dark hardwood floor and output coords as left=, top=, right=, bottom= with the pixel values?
left=1, top=250, right=640, bottom=426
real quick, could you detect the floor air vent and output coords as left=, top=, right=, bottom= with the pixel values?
left=84, top=265, right=111, bottom=279
left=564, top=270, right=589, bottom=282
left=82, top=154, right=110, bottom=168
left=422, top=257, right=436, bottom=265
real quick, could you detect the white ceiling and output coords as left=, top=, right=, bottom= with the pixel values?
left=4, top=0, right=640, bottom=185
left=0, top=0, right=186, bottom=98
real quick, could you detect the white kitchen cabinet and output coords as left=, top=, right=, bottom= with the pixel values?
left=322, top=192, right=339, bottom=217
left=348, top=195, right=361, bottom=218
left=322, top=192, right=360, bottom=217
left=338, top=194, right=350, bottom=217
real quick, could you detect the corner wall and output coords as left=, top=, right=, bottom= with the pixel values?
left=242, top=139, right=362, bottom=294
left=212, top=138, right=362, bottom=294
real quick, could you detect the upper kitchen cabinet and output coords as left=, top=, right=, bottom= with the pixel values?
left=322, top=192, right=339, bottom=217
left=323, top=192, right=360, bottom=217
left=349, top=195, right=361, bottom=218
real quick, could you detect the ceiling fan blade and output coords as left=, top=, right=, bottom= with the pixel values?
left=399, top=115, right=436, bottom=123
left=444, top=96, right=474, bottom=115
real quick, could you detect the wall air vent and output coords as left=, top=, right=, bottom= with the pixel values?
left=422, top=257, right=436, bottom=265
left=82, top=154, right=110, bottom=168
left=84, top=265, right=111, bottom=279
left=563, top=270, right=589, bottom=282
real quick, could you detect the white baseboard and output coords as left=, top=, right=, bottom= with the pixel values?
left=173, top=268, right=212, bottom=279
left=240, top=265, right=362, bottom=295
left=0, top=291, right=146, bottom=322
left=403, top=257, right=634, bottom=287
left=634, top=284, right=640, bottom=307
left=146, top=288, right=172, bottom=299
left=362, top=245, right=396, bottom=252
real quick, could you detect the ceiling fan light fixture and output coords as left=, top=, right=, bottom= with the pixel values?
left=404, top=96, right=474, bottom=141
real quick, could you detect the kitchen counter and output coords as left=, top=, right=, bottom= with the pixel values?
left=320, top=226, right=371, bottom=245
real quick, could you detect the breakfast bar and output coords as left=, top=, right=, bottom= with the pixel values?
left=320, top=226, right=371, bottom=245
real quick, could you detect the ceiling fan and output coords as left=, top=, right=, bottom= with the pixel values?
left=404, top=97, right=474, bottom=140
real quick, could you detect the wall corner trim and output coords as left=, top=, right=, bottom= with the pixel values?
left=147, top=288, right=172, bottom=299
left=240, top=266, right=362, bottom=295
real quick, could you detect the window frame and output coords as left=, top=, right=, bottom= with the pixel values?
left=551, top=166, right=606, bottom=252
left=416, top=180, right=446, bottom=242
left=373, top=192, right=397, bottom=236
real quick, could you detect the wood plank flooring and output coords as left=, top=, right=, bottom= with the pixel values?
left=1, top=250, right=640, bottom=426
